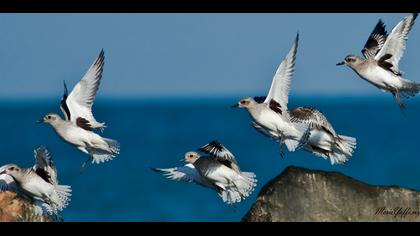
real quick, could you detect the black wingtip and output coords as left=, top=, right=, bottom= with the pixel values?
left=376, top=18, right=387, bottom=32
left=198, top=140, right=223, bottom=153
left=150, top=167, right=161, bottom=173
left=207, top=140, right=222, bottom=148
left=96, top=49, right=105, bottom=66
left=209, top=140, right=220, bottom=145
left=63, top=80, right=68, bottom=95
left=253, top=96, right=267, bottom=104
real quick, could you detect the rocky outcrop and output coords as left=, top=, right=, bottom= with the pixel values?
left=0, top=191, right=52, bottom=222
left=243, top=166, right=420, bottom=222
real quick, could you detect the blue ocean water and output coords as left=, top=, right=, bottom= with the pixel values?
left=1, top=96, right=419, bottom=222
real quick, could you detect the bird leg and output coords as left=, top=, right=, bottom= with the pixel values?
left=54, top=212, right=64, bottom=222
left=393, top=90, right=406, bottom=113
left=279, top=136, right=285, bottom=159
left=80, top=155, right=93, bottom=173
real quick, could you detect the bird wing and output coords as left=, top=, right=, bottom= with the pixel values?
left=289, top=107, right=337, bottom=137
left=198, top=141, right=236, bottom=163
left=374, top=13, right=418, bottom=73
left=252, top=121, right=277, bottom=139
left=0, top=172, right=17, bottom=192
left=32, top=146, right=57, bottom=186
left=362, top=19, right=388, bottom=59
left=151, top=164, right=213, bottom=188
left=263, top=33, right=299, bottom=112
left=62, top=50, right=105, bottom=130
left=198, top=141, right=241, bottom=173
left=253, top=96, right=267, bottom=104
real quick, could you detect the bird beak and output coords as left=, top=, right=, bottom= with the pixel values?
left=231, top=104, right=239, bottom=108
left=36, top=118, right=44, bottom=124
left=336, top=61, right=345, bottom=66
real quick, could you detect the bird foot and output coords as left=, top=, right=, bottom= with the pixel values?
left=80, top=156, right=93, bottom=173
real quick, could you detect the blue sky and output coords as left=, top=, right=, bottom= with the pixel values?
left=0, top=13, right=418, bottom=99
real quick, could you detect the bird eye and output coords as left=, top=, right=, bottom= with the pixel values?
left=8, top=167, right=14, bottom=171
left=189, top=154, right=193, bottom=158
left=240, top=100, right=245, bottom=104
left=47, top=115, right=51, bottom=119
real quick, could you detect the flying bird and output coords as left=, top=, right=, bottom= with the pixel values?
left=152, top=141, right=257, bottom=205
left=233, top=33, right=310, bottom=157
left=337, top=13, right=419, bottom=112
left=38, top=50, right=120, bottom=170
left=289, top=107, right=357, bottom=164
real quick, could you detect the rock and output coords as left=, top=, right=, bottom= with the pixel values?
left=242, top=166, right=420, bottom=222
left=0, top=191, right=52, bottom=222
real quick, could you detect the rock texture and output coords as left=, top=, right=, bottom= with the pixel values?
left=243, top=166, right=420, bottom=222
left=0, top=191, right=52, bottom=222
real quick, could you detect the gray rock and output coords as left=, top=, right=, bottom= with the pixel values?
left=242, top=166, right=420, bottom=222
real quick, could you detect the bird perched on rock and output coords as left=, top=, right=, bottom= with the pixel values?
left=0, top=147, right=72, bottom=218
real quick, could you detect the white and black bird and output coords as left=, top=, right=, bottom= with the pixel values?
left=152, top=141, right=257, bottom=205
left=289, top=107, right=357, bottom=164
left=0, top=147, right=72, bottom=216
left=337, top=13, right=419, bottom=112
left=38, top=50, right=120, bottom=170
left=233, top=33, right=310, bottom=157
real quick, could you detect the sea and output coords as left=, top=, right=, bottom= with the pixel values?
left=0, top=96, right=419, bottom=221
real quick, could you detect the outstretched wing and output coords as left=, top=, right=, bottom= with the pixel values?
left=62, top=50, right=106, bottom=130
left=289, top=107, right=337, bottom=137
left=374, top=13, right=418, bottom=74
left=362, top=19, right=388, bottom=59
left=33, top=146, right=57, bottom=186
left=151, top=164, right=213, bottom=189
left=263, top=33, right=299, bottom=112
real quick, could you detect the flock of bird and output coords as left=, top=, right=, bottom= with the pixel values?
left=0, top=13, right=418, bottom=220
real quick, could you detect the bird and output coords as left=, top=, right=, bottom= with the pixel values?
left=232, top=33, right=310, bottom=157
left=289, top=107, right=357, bottom=164
left=337, top=13, right=419, bottom=112
left=152, top=141, right=257, bottom=205
left=38, top=50, right=120, bottom=170
left=0, top=146, right=72, bottom=217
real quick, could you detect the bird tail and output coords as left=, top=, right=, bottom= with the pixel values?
left=48, top=184, right=72, bottom=214
left=284, top=123, right=310, bottom=152
left=336, top=135, right=357, bottom=156
left=103, top=138, right=120, bottom=155
left=234, top=172, right=257, bottom=199
left=400, top=79, right=420, bottom=99
left=218, top=172, right=257, bottom=205
left=219, top=188, right=242, bottom=205
left=326, top=135, right=357, bottom=165
left=89, top=138, right=120, bottom=164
